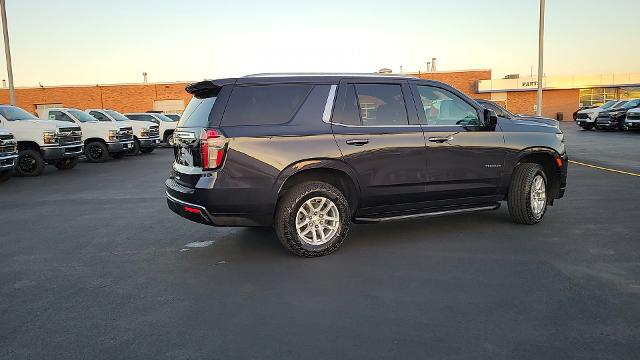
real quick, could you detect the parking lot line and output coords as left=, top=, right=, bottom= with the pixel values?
left=569, top=160, right=640, bottom=177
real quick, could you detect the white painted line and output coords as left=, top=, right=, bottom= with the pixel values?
left=183, top=240, right=215, bottom=248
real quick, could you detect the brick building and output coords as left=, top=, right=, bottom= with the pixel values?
left=1, top=70, right=638, bottom=120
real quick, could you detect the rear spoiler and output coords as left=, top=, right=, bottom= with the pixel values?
left=185, top=78, right=236, bottom=98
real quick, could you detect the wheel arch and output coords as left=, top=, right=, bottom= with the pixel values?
left=17, top=141, right=41, bottom=152
left=84, top=137, right=106, bottom=146
left=513, top=147, right=563, bottom=202
left=275, top=159, right=361, bottom=214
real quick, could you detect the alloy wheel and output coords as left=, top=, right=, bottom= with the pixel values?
left=18, top=154, right=37, bottom=174
left=295, top=197, right=340, bottom=246
left=530, top=175, right=547, bottom=219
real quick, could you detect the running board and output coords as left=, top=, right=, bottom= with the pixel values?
left=355, top=203, right=500, bottom=223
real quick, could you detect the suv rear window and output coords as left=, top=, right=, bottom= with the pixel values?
left=222, top=85, right=312, bottom=126
left=178, top=97, right=216, bottom=128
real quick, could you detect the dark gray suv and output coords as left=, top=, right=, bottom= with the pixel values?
left=166, top=74, right=568, bottom=257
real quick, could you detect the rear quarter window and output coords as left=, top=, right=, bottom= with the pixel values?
left=178, top=96, right=216, bottom=128
left=221, top=84, right=312, bottom=126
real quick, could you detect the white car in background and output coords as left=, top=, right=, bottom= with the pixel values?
left=86, top=109, right=160, bottom=155
left=125, top=113, right=178, bottom=146
left=624, top=107, right=640, bottom=130
left=575, top=100, right=621, bottom=130
left=41, top=108, right=134, bottom=162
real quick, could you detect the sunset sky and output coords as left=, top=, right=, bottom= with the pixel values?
left=1, top=0, right=638, bottom=86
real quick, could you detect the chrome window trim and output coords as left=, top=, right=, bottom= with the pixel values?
left=322, top=85, right=337, bottom=123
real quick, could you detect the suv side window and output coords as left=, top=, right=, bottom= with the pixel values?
left=48, top=110, right=74, bottom=123
left=89, top=111, right=109, bottom=121
left=353, top=84, right=408, bottom=126
left=222, top=84, right=312, bottom=126
left=417, top=86, right=479, bottom=126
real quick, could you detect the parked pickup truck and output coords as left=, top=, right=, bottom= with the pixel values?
left=41, top=108, right=134, bottom=162
left=86, top=109, right=160, bottom=155
left=125, top=113, right=177, bottom=146
left=0, top=127, right=18, bottom=182
left=166, top=74, right=568, bottom=257
left=0, top=105, right=82, bottom=176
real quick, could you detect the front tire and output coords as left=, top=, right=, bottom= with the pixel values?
left=508, top=163, right=548, bottom=225
left=54, top=157, right=78, bottom=170
left=165, top=133, right=175, bottom=147
left=16, top=149, right=45, bottom=177
left=85, top=141, right=109, bottom=163
left=129, top=139, right=141, bottom=156
left=275, top=181, right=351, bottom=257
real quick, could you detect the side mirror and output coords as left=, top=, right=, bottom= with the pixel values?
left=483, top=109, right=498, bottom=130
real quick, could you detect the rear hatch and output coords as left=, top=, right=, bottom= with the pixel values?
left=172, top=80, right=233, bottom=188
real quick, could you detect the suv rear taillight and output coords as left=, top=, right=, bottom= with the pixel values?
left=201, top=129, right=226, bottom=170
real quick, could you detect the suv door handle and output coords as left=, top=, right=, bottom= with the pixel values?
left=428, top=136, right=454, bottom=143
left=346, top=139, right=369, bottom=146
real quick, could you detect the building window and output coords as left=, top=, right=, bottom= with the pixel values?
left=620, top=87, right=640, bottom=99
left=579, top=88, right=617, bottom=107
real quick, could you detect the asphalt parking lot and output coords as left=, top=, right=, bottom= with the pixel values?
left=1, top=123, right=639, bottom=360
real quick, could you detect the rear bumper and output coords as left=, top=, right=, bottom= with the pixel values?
left=0, top=153, right=17, bottom=170
left=42, top=144, right=83, bottom=161
left=165, top=177, right=273, bottom=227
left=106, top=141, right=134, bottom=153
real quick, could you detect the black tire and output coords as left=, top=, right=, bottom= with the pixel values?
left=580, top=124, right=594, bottom=130
left=140, top=147, right=155, bottom=154
left=508, top=163, right=548, bottom=225
left=0, top=170, right=11, bottom=182
left=275, top=181, right=351, bottom=257
left=129, top=139, right=141, bottom=156
left=111, top=151, right=126, bottom=159
left=16, top=149, right=45, bottom=177
left=85, top=141, right=109, bottom=163
left=165, top=133, right=175, bottom=147
left=54, top=157, right=78, bottom=170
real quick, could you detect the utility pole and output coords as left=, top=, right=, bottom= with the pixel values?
left=536, top=0, right=545, bottom=116
left=0, top=0, right=15, bottom=105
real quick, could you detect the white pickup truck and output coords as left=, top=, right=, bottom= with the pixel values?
left=0, top=127, right=18, bottom=182
left=86, top=109, right=160, bottom=155
left=124, top=113, right=177, bottom=146
left=0, top=105, right=82, bottom=176
left=41, top=108, right=134, bottom=163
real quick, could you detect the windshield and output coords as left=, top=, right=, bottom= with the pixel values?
left=105, top=110, right=130, bottom=122
left=601, top=100, right=617, bottom=109
left=611, top=101, right=628, bottom=110
left=0, top=106, right=38, bottom=121
left=623, top=99, right=640, bottom=108
left=68, top=110, right=98, bottom=123
left=154, top=113, right=177, bottom=122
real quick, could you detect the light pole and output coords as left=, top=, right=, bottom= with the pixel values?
left=0, top=0, right=15, bottom=105
left=536, top=0, right=545, bottom=116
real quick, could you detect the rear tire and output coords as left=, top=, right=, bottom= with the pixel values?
left=140, top=147, right=154, bottom=154
left=16, top=149, right=45, bottom=177
left=54, top=157, right=78, bottom=170
left=85, top=141, right=109, bottom=163
left=275, top=181, right=351, bottom=257
left=508, top=163, right=548, bottom=225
